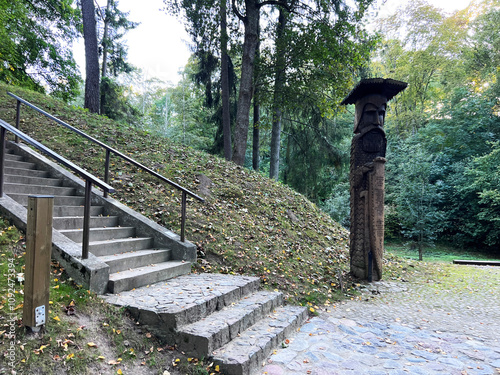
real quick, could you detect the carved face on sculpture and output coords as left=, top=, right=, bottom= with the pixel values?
left=354, top=94, right=387, bottom=134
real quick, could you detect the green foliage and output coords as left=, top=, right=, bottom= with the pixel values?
left=468, top=5, right=500, bottom=82
left=374, top=0, right=500, bottom=254
left=463, top=142, right=500, bottom=247
left=283, top=113, right=351, bottom=203
left=99, top=0, right=138, bottom=77
left=387, top=140, right=446, bottom=259
left=372, top=0, right=469, bottom=136
left=0, top=0, right=81, bottom=100
left=100, top=76, right=142, bottom=125
left=320, top=179, right=350, bottom=229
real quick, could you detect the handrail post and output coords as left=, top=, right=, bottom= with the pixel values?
left=0, top=126, right=5, bottom=197
left=104, top=149, right=110, bottom=198
left=181, top=191, right=187, bottom=242
left=15, top=100, right=21, bottom=143
left=82, top=179, right=92, bottom=259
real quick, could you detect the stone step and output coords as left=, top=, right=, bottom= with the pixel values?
left=177, top=290, right=283, bottom=356
left=98, top=249, right=172, bottom=273
left=4, top=159, right=37, bottom=170
left=89, top=237, right=153, bottom=256
left=7, top=193, right=86, bottom=206
left=53, top=205, right=104, bottom=217
left=4, top=182, right=76, bottom=196
left=52, top=215, right=119, bottom=230
left=59, top=226, right=135, bottom=242
left=4, top=173, right=62, bottom=186
left=104, top=274, right=261, bottom=331
left=4, top=166, right=49, bottom=178
left=212, top=305, right=308, bottom=375
left=5, top=153, right=24, bottom=162
left=107, top=261, right=192, bottom=294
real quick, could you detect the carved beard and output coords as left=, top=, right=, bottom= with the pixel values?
left=353, top=94, right=388, bottom=134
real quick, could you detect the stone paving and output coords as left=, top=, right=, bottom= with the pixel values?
left=262, top=265, right=500, bottom=375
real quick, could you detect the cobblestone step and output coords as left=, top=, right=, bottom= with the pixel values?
left=104, top=274, right=261, bottom=330
left=177, top=290, right=283, bottom=356
left=103, top=274, right=306, bottom=375
left=212, top=305, right=308, bottom=375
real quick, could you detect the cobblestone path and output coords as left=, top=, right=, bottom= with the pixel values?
left=262, top=264, right=500, bottom=375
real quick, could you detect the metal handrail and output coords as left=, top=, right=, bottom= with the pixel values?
left=0, top=118, right=114, bottom=259
left=7, top=92, right=204, bottom=242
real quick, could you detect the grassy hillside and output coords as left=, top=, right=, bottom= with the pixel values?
left=0, top=83, right=415, bottom=306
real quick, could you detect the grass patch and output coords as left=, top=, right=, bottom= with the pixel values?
left=385, top=240, right=499, bottom=263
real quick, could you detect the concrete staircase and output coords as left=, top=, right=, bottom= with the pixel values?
left=104, top=274, right=308, bottom=375
left=0, top=141, right=195, bottom=294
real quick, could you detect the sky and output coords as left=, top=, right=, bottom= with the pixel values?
left=73, top=0, right=473, bottom=86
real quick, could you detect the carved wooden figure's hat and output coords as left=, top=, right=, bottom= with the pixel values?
left=341, top=78, right=407, bottom=133
left=341, top=78, right=408, bottom=105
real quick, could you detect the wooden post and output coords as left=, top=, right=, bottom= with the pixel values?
left=23, top=196, right=53, bottom=332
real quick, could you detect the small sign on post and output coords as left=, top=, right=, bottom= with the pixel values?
left=23, top=195, right=53, bottom=332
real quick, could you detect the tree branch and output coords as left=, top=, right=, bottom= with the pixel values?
left=258, top=0, right=291, bottom=12
left=232, top=0, right=245, bottom=22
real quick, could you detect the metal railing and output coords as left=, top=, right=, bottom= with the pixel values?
left=7, top=92, right=204, bottom=243
left=0, top=118, right=114, bottom=259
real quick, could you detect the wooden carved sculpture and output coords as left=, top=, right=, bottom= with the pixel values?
left=341, top=78, right=407, bottom=281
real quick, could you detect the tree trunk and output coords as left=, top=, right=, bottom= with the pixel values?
left=253, top=94, right=260, bottom=170
left=100, top=0, right=112, bottom=115
left=232, top=0, right=260, bottom=166
left=101, top=0, right=111, bottom=80
left=81, top=0, right=100, bottom=114
left=269, top=9, right=287, bottom=180
left=418, top=233, right=423, bottom=261
left=221, top=0, right=232, bottom=161
left=252, top=23, right=261, bottom=171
